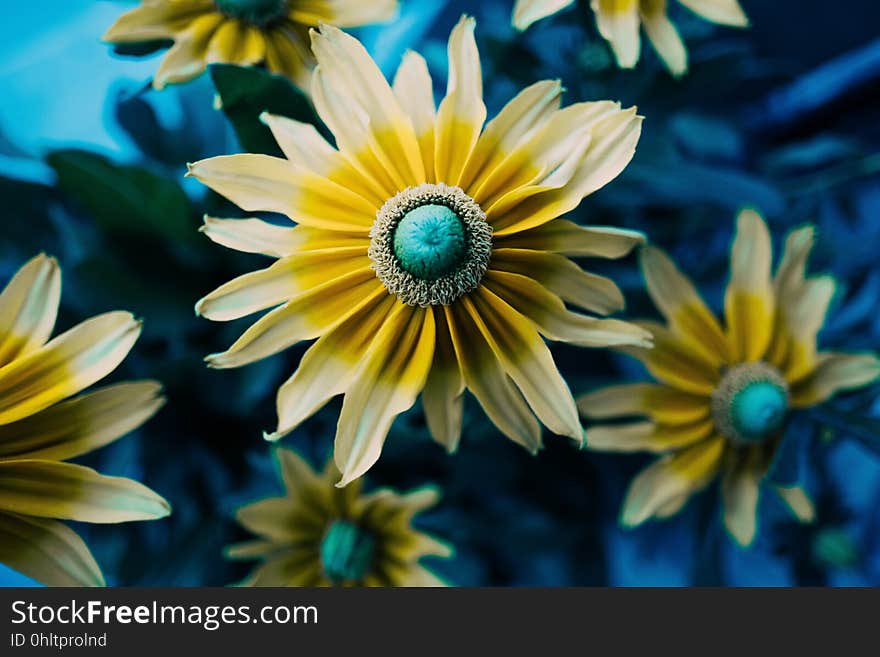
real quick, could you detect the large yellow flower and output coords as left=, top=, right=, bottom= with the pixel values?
left=579, top=210, right=880, bottom=546
left=512, top=0, right=749, bottom=76
left=189, top=17, right=651, bottom=486
left=0, top=255, right=170, bottom=586
left=103, top=0, right=397, bottom=90
left=227, top=447, right=451, bottom=586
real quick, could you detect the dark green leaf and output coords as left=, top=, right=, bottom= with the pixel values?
left=111, top=40, right=173, bottom=58
left=47, top=149, right=196, bottom=243
left=210, top=64, right=324, bottom=155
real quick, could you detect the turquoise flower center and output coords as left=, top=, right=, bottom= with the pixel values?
left=730, top=381, right=788, bottom=441
left=319, top=521, right=375, bottom=584
left=711, top=362, right=790, bottom=445
left=393, top=204, right=467, bottom=280
left=214, top=0, right=286, bottom=24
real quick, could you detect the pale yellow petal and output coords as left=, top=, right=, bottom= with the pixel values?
left=0, top=460, right=169, bottom=523
left=512, top=0, right=577, bottom=30
left=235, top=497, right=323, bottom=542
left=421, top=308, right=464, bottom=452
left=791, top=352, right=880, bottom=407
left=0, top=254, right=60, bottom=367
left=263, top=24, right=314, bottom=91
left=0, top=381, right=164, bottom=461
left=774, top=485, right=815, bottom=523
left=434, top=15, right=486, bottom=185
left=578, top=383, right=710, bottom=425
left=334, top=307, right=435, bottom=486
left=153, top=13, right=225, bottom=89
left=586, top=418, right=714, bottom=452
left=287, top=0, right=397, bottom=26
left=187, top=154, right=375, bottom=232
left=677, top=0, right=749, bottom=26
left=392, top=51, right=436, bottom=182
left=446, top=305, right=542, bottom=452
left=200, top=216, right=298, bottom=257
left=0, top=513, right=104, bottom=587
left=724, top=208, right=775, bottom=362
left=274, top=447, right=321, bottom=497
left=195, top=247, right=369, bottom=321
left=640, top=0, right=687, bottom=76
left=205, top=271, right=384, bottom=369
left=496, top=219, right=645, bottom=257
left=721, top=448, right=763, bottom=546
left=592, top=0, right=641, bottom=68
left=0, top=312, right=141, bottom=426
left=621, top=436, right=725, bottom=527
left=103, top=0, right=214, bottom=42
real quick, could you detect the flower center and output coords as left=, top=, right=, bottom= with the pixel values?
left=214, top=0, right=286, bottom=25
left=319, top=520, right=375, bottom=584
left=711, top=362, right=790, bottom=444
left=369, top=183, right=492, bottom=307
left=393, top=204, right=467, bottom=280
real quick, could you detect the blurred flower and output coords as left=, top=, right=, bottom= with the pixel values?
left=0, top=254, right=170, bottom=586
left=103, top=0, right=397, bottom=90
left=226, top=446, right=451, bottom=586
left=579, top=209, right=880, bottom=546
left=512, top=0, right=749, bottom=76
left=189, top=16, right=650, bottom=485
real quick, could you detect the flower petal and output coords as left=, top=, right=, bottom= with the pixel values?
left=0, top=381, right=164, bottom=461
left=483, top=270, right=652, bottom=348
left=721, top=447, right=764, bottom=546
left=393, top=51, right=436, bottom=182
left=274, top=447, right=321, bottom=497
left=268, top=294, right=398, bottom=440
left=0, top=254, right=60, bottom=367
left=465, top=288, right=582, bottom=441
left=724, top=208, right=775, bottom=362
left=235, top=497, right=323, bottom=542
left=791, top=352, right=880, bottom=407
left=195, top=247, right=369, bottom=321
left=492, top=248, right=624, bottom=315
left=103, top=0, right=214, bottom=42
left=586, top=418, right=715, bottom=452
left=512, top=0, right=576, bottom=30
left=421, top=308, right=464, bottom=452
left=334, top=306, right=436, bottom=486
left=263, top=24, right=313, bottom=91
left=153, top=13, right=224, bottom=89
left=496, top=219, right=645, bottom=257
left=445, top=305, right=542, bottom=452
left=187, top=154, right=375, bottom=232
left=621, top=436, right=725, bottom=527
left=774, top=485, right=815, bottom=523
left=205, top=271, right=384, bottom=369
left=578, top=383, right=710, bottom=425
left=0, top=312, right=141, bottom=426
left=641, top=246, right=729, bottom=365
left=0, top=460, right=169, bottom=523
left=0, top=512, right=104, bottom=586
left=640, top=0, right=687, bottom=76
left=434, top=15, right=486, bottom=186
left=287, top=0, right=397, bottom=27
left=591, top=0, right=641, bottom=68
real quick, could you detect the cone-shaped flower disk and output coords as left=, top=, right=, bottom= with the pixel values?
left=579, top=210, right=880, bottom=546
left=190, top=16, right=651, bottom=486
left=0, top=255, right=170, bottom=586
left=103, top=0, right=397, bottom=90
left=512, top=0, right=749, bottom=76
left=227, top=447, right=451, bottom=586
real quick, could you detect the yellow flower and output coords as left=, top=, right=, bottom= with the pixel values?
left=512, top=0, right=749, bottom=76
left=103, top=0, right=397, bottom=90
left=0, top=255, right=170, bottom=586
left=189, top=16, right=651, bottom=486
left=227, top=447, right=451, bottom=586
left=579, top=210, right=880, bottom=546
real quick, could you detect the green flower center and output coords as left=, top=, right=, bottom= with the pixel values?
left=711, top=362, right=790, bottom=444
left=319, top=521, right=375, bottom=584
left=214, top=0, right=286, bottom=25
left=393, top=204, right=467, bottom=280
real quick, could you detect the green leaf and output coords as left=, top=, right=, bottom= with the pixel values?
left=210, top=64, right=324, bottom=155
left=46, top=149, right=196, bottom=243
left=111, top=39, right=173, bottom=58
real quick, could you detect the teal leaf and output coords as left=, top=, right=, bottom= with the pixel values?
left=111, top=40, right=173, bottom=58
left=209, top=64, right=324, bottom=156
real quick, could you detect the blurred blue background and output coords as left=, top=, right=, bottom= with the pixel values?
left=1, top=0, right=879, bottom=586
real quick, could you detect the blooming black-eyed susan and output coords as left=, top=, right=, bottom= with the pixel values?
left=103, top=0, right=397, bottom=90
left=512, top=0, right=749, bottom=76
left=579, top=210, right=880, bottom=546
left=227, top=447, right=451, bottom=586
left=0, top=255, right=170, bottom=586
left=189, top=16, right=651, bottom=486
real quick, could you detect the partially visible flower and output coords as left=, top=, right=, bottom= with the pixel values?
left=0, top=255, right=170, bottom=586
left=103, top=0, right=397, bottom=90
left=189, top=17, right=650, bottom=486
left=512, top=0, right=749, bottom=76
left=227, top=447, right=451, bottom=586
left=579, top=210, right=880, bottom=546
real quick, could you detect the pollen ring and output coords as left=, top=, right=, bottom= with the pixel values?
left=711, top=362, right=790, bottom=445
left=369, top=183, right=492, bottom=307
